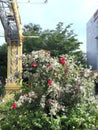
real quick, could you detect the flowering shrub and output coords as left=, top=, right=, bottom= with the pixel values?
left=0, top=50, right=98, bottom=130
left=14, top=50, right=97, bottom=115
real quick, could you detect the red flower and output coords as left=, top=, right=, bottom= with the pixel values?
left=12, top=103, right=17, bottom=109
left=47, top=80, right=52, bottom=86
left=59, top=57, right=66, bottom=64
left=31, top=63, right=37, bottom=67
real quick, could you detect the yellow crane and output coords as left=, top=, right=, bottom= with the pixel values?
left=0, top=0, right=47, bottom=93
left=0, top=0, right=22, bottom=91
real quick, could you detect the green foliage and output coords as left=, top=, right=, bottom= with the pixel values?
left=0, top=22, right=86, bottom=81
left=0, top=98, right=13, bottom=125
left=0, top=44, right=7, bottom=79
left=41, top=23, right=82, bottom=56
left=0, top=50, right=97, bottom=130
left=0, top=80, right=5, bottom=97
left=23, top=22, right=86, bottom=65
left=23, top=23, right=42, bottom=53
left=0, top=102, right=98, bottom=130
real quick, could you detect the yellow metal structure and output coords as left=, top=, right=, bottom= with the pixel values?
left=0, top=0, right=23, bottom=91
left=6, top=44, right=22, bottom=91
left=6, top=0, right=22, bottom=91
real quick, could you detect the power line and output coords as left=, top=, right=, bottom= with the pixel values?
left=0, top=0, right=48, bottom=5
left=17, top=0, right=48, bottom=4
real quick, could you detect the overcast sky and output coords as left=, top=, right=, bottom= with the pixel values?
left=0, top=0, right=98, bottom=52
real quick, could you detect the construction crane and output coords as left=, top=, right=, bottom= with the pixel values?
left=0, top=0, right=22, bottom=91
left=0, top=0, right=48, bottom=92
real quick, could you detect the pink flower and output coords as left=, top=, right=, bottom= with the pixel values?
left=59, top=57, right=66, bottom=64
left=12, top=103, right=17, bottom=109
left=64, top=67, right=68, bottom=72
left=31, top=63, right=37, bottom=67
left=47, top=80, right=52, bottom=86
left=47, top=64, right=52, bottom=70
left=47, top=99, right=54, bottom=104
left=24, top=93, right=28, bottom=96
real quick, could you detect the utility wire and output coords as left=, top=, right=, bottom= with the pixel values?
left=17, top=0, right=48, bottom=4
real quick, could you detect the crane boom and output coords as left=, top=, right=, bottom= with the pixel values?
left=0, top=0, right=22, bottom=91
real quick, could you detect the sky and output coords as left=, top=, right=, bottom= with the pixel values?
left=0, top=0, right=98, bottom=52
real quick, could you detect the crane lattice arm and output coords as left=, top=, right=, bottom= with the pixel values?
left=0, top=0, right=22, bottom=44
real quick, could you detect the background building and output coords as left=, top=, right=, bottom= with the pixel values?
left=87, top=9, right=98, bottom=70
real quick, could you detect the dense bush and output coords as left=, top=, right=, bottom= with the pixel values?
left=0, top=50, right=98, bottom=130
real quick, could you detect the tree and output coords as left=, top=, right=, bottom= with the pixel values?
left=23, top=22, right=86, bottom=64
left=0, top=22, right=86, bottom=81
left=0, top=43, right=7, bottom=80
left=23, top=23, right=42, bottom=53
